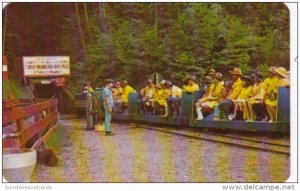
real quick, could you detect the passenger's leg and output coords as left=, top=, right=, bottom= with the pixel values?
left=195, top=101, right=201, bottom=109
left=153, top=101, right=159, bottom=115
left=265, top=104, right=273, bottom=122
left=167, top=97, right=173, bottom=117
left=247, top=101, right=254, bottom=121
left=173, top=97, right=181, bottom=117
left=219, top=99, right=231, bottom=119
left=112, top=101, right=119, bottom=113
left=261, top=103, right=270, bottom=121
left=269, top=106, right=277, bottom=122
left=218, top=101, right=224, bottom=119
left=253, top=102, right=266, bottom=121
left=232, top=102, right=238, bottom=120
left=236, top=103, right=244, bottom=120
left=148, top=100, right=154, bottom=115
left=137, top=99, right=143, bottom=114
left=242, top=101, right=249, bottom=120
left=195, top=101, right=203, bottom=120
left=143, top=100, right=149, bottom=114
left=213, top=105, right=221, bottom=120
left=196, top=106, right=203, bottom=121
left=116, top=99, right=124, bottom=113
left=161, top=101, right=168, bottom=117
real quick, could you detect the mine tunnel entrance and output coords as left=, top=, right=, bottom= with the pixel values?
left=21, top=56, right=73, bottom=114
left=32, top=80, right=74, bottom=114
left=34, top=83, right=56, bottom=99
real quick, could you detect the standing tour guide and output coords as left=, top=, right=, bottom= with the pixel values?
left=103, top=79, right=116, bottom=136
left=85, top=81, right=95, bottom=131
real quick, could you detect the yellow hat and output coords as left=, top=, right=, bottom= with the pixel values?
left=274, top=67, right=287, bottom=78
left=203, top=75, right=212, bottom=83
left=215, top=72, right=223, bottom=80
left=230, top=68, right=242, bottom=75
left=188, top=74, right=197, bottom=82
left=208, top=68, right=216, bottom=75
left=268, top=66, right=277, bottom=74
left=160, top=80, right=166, bottom=85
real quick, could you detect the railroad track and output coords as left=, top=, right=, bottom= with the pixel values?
left=131, top=124, right=290, bottom=155
left=179, top=127, right=289, bottom=147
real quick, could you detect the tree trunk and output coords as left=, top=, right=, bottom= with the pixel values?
left=3, top=7, right=8, bottom=54
left=83, top=3, right=92, bottom=38
left=154, top=3, right=158, bottom=39
left=98, top=2, right=108, bottom=34
left=102, top=3, right=108, bottom=34
left=74, top=3, right=87, bottom=57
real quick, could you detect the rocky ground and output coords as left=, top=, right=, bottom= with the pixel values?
left=31, top=115, right=290, bottom=183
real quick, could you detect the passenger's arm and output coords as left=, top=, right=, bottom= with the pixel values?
left=183, top=84, right=199, bottom=93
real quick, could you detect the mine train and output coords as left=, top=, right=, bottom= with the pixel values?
left=75, top=86, right=290, bottom=133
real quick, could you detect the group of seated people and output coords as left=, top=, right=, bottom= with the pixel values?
left=111, top=80, right=136, bottom=113
left=195, top=67, right=290, bottom=122
left=136, top=66, right=290, bottom=122
left=136, top=74, right=204, bottom=117
left=137, top=79, right=183, bottom=117
left=84, top=65, right=290, bottom=122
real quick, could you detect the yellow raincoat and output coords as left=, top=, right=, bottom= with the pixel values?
left=227, top=78, right=244, bottom=100
left=120, top=85, right=136, bottom=104
left=205, top=81, right=225, bottom=108
left=265, top=77, right=290, bottom=107
left=142, top=85, right=156, bottom=99
left=247, top=82, right=265, bottom=105
left=237, top=86, right=253, bottom=100
left=182, top=83, right=200, bottom=93
left=154, top=89, right=170, bottom=106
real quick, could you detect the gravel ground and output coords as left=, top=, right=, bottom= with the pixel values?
left=31, top=115, right=290, bottom=183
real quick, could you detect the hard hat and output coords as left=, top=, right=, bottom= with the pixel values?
left=230, top=67, right=242, bottom=75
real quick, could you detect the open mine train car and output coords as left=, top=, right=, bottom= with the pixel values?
left=101, top=87, right=289, bottom=133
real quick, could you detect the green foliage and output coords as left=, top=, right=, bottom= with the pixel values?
left=256, top=63, right=271, bottom=78
left=3, top=80, right=25, bottom=99
left=4, top=3, right=290, bottom=91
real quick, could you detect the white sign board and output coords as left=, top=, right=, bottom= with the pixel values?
left=23, top=56, right=70, bottom=77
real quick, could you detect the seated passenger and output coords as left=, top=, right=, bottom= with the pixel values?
left=231, top=75, right=253, bottom=121
left=182, top=75, right=200, bottom=93
left=218, top=67, right=244, bottom=120
left=112, top=80, right=123, bottom=113
left=137, top=79, right=156, bottom=115
left=152, top=82, right=170, bottom=116
left=114, top=80, right=136, bottom=113
left=265, top=67, right=290, bottom=122
left=245, top=71, right=265, bottom=121
left=195, top=76, right=215, bottom=120
left=196, top=73, right=225, bottom=120
left=252, top=66, right=277, bottom=121
left=120, top=80, right=136, bottom=105
left=166, top=81, right=182, bottom=117
left=213, top=80, right=233, bottom=120
left=112, top=80, right=122, bottom=100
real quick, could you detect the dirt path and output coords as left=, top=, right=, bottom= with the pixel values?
left=31, top=115, right=290, bottom=182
